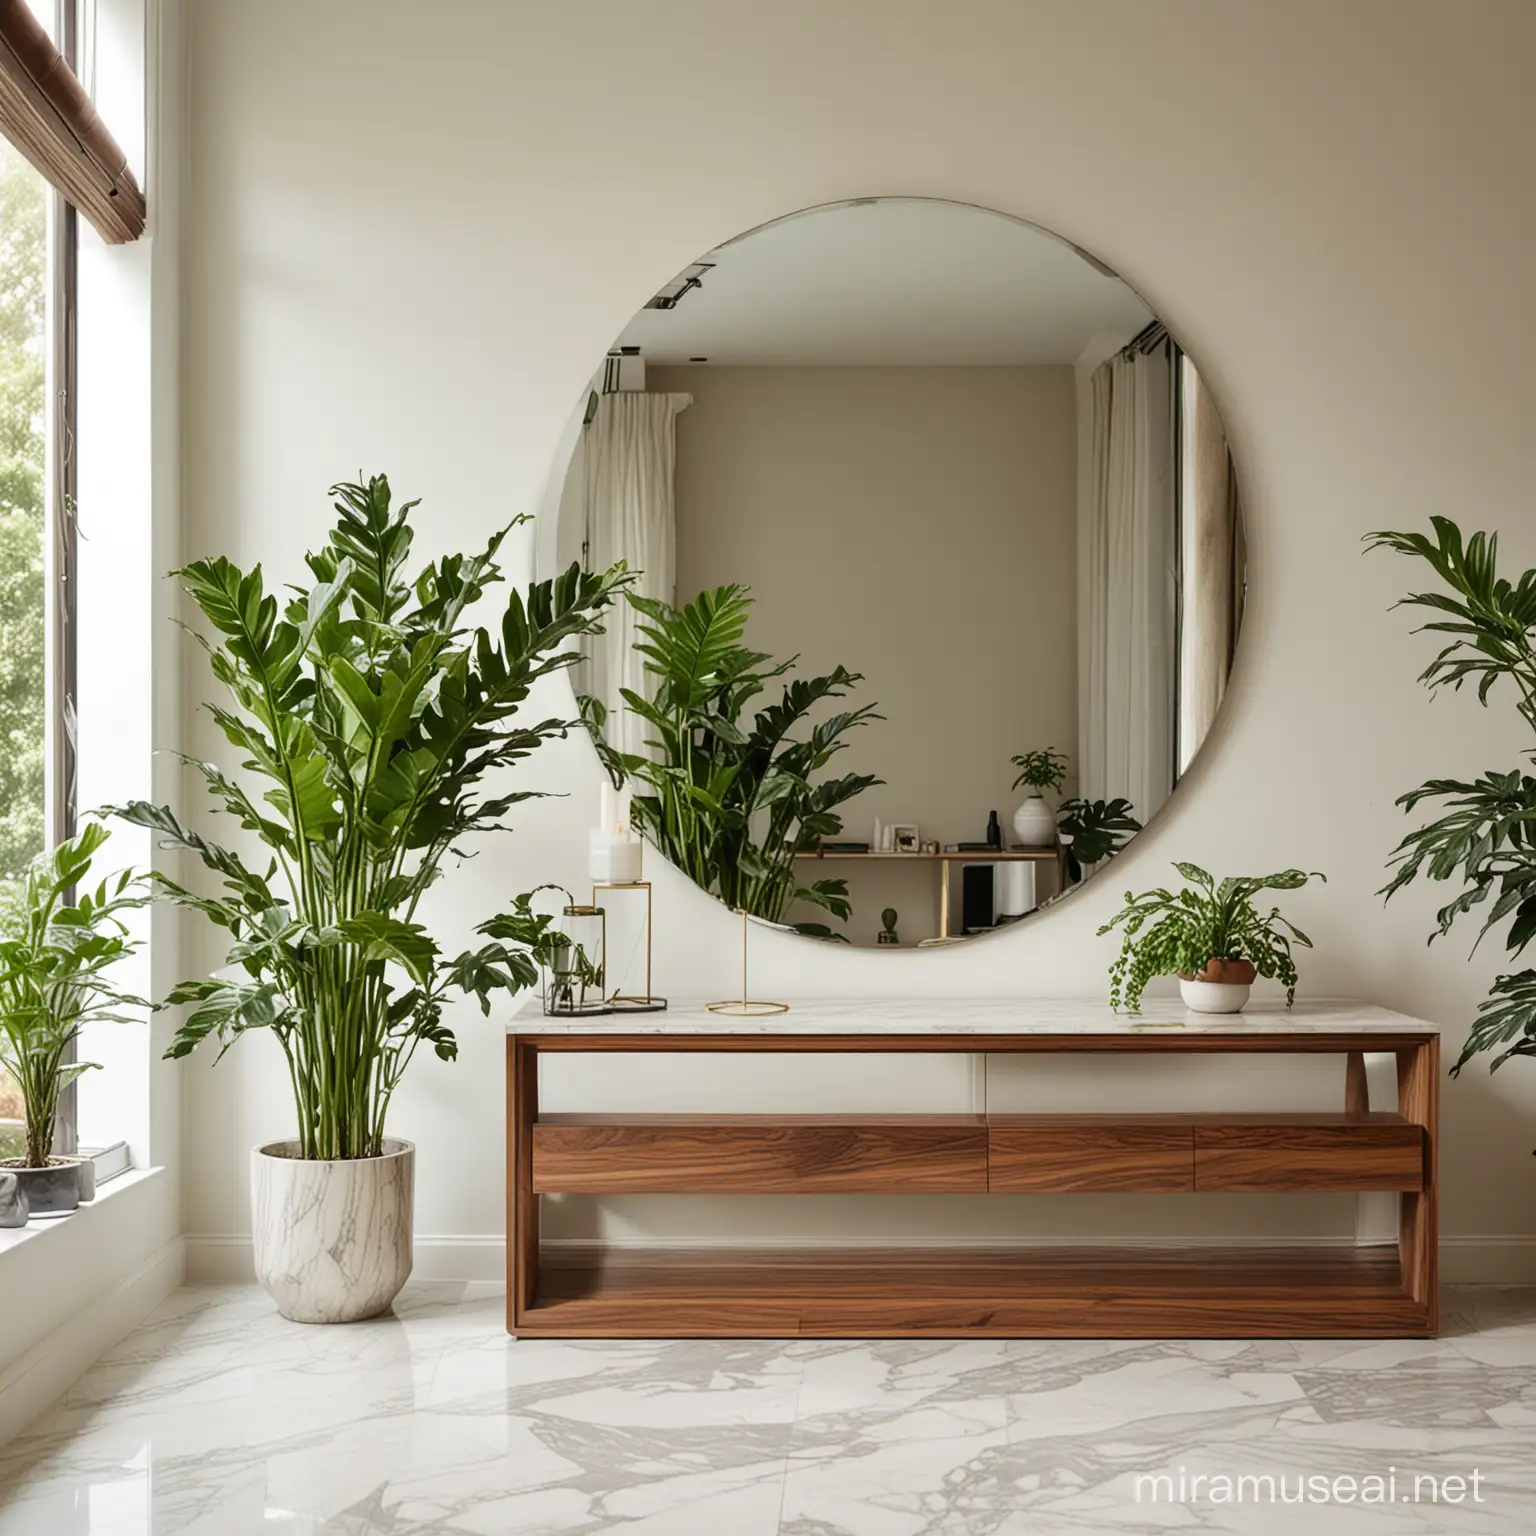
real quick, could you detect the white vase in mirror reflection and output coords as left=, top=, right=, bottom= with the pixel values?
left=1011, top=795, right=1055, bottom=848
left=1179, top=978, right=1252, bottom=1014
left=251, top=1139, right=414, bottom=1323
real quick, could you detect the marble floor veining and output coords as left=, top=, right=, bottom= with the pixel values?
left=1, top=1286, right=1535, bottom=1534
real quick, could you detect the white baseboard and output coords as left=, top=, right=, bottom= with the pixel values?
left=185, top=1233, right=507, bottom=1284
left=0, top=1236, right=185, bottom=1449
left=185, top=1231, right=1536, bottom=1286
left=1441, top=1235, right=1536, bottom=1284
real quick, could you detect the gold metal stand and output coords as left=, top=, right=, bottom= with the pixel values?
left=591, top=880, right=666, bottom=1012
left=707, top=908, right=788, bottom=1016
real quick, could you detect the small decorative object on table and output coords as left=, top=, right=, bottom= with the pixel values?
left=589, top=881, right=667, bottom=1014
left=540, top=896, right=609, bottom=1017
left=1010, top=748, right=1067, bottom=848
left=877, top=908, right=900, bottom=945
left=589, top=784, right=643, bottom=885
left=0, top=823, right=149, bottom=1218
left=707, top=909, right=789, bottom=1016
left=1098, top=863, right=1325, bottom=1014
left=920, top=840, right=940, bottom=856
left=986, top=810, right=1002, bottom=849
left=892, top=824, right=920, bottom=854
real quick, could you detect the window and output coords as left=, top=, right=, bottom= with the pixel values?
left=1, top=0, right=81, bottom=1161
left=0, top=140, right=49, bottom=1159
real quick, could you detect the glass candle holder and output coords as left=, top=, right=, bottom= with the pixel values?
left=542, top=904, right=609, bottom=1016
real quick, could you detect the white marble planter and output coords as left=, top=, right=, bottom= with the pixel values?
left=251, top=1139, right=414, bottom=1323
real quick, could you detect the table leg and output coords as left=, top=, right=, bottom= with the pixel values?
left=507, top=1035, right=540, bottom=1331
left=1395, top=1036, right=1439, bottom=1327
left=1345, top=1049, right=1368, bottom=1113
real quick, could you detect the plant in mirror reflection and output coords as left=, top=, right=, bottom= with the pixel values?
left=1010, top=748, right=1068, bottom=794
left=1369, top=518, right=1536, bottom=1077
left=1099, top=864, right=1323, bottom=1013
left=1057, top=796, right=1142, bottom=867
left=581, top=584, right=882, bottom=938
left=111, top=476, right=630, bottom=1160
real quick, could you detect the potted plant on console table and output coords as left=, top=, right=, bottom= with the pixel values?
left=0, top=823, right=149, bottom=1220
left=113, top=475, right=627, bottom=1322
left=1099, top=863, right=1325, bottom=1013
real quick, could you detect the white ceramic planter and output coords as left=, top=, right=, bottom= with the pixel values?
left=1179, top=978, right=1252, bottom=1014
left=252, top=1139, right=414, bottom=1323
left=1012, top=795, right=1056, bottom=848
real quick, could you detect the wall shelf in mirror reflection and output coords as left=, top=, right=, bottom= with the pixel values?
left=540, top=196, right=1246, bottom=950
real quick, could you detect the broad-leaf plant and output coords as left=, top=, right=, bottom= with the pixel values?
left=1099, top=863, right=1323, bottom=1012
left=1057, top=796, right=1141, bottom=867
left=1369, top=518, right=1536, bottom=1075
left=113, top=476, right=628, bottom=1160
left=583, top=584, right=881, bottom=937
left=0, top=823, right=149, bottom=1168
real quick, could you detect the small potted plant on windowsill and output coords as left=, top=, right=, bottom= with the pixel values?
left=0, top=824, right=149, bottom=1221
left=1010, top=748, right=1068, bottom=848
left=1099, top=862, right=1324, bottom=1014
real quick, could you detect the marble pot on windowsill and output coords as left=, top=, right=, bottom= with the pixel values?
left=1178, top=957, right=1258, bottom=1014
left=252, top=1139, right=414, bottom=1323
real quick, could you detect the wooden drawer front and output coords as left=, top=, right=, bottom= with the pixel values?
left=1195, top=1125, right=1424, bottom=1192
left=988, top=1121, right=1194, bottom=1192
left=532, top=1117, right=988, bottom=1194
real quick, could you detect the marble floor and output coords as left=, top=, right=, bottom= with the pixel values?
left=0, top=1286, right=1534, bottom=1534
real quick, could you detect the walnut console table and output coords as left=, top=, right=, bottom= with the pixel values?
left=506, top=1000, right=1438, bottom=1339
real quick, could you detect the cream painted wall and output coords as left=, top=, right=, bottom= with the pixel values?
left=180, top=0, right=1536, bottom=1278
left=655, top=364, right=1077, bottom=945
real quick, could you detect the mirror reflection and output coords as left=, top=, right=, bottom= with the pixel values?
left=553, top=198, right=1245, bottom=947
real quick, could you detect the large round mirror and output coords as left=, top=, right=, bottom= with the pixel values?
left=547, top=198, right=1245, bottom=947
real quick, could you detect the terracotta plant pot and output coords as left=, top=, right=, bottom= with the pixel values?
left=1177, top=957, right=1257, bottom=1014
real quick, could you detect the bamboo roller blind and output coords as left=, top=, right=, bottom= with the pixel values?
left=0, top=0, right=144, bottom=243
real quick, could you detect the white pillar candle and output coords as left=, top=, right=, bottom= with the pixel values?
left=590, top=829, right=643, bottom=884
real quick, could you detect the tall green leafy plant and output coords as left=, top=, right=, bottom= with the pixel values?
left=113, top=476, right=629, bottom=1160
left=585, top=584, right=881, bottom=935
left=1369, top=518, right=1536, bottom=1074
left=0, top=824, right=149, bottom=1168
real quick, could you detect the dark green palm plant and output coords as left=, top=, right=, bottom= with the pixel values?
left=1099, top=863, right=1323, bottom=1012
left=111, top=475, right=629, bottom=1160
left=0, top=824, right=149, bottom=1167
left=1368, top=518, right=1536, bottom=1074
left=584, top=585, right=881, bottom=936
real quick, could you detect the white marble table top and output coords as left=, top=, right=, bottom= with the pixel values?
left=508, top=996, right=1440, bottom=1037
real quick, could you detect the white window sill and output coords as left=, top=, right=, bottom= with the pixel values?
left=0, top=1167, right=164, bottom=1259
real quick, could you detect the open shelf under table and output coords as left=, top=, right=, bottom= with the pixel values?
left=523, top=1245, right=1428, bottom=1339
